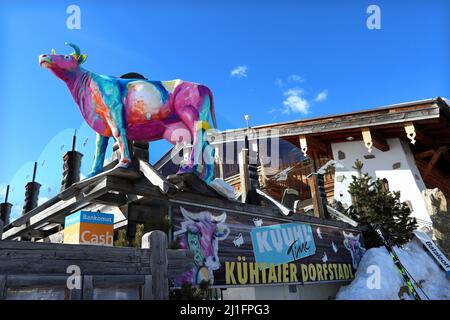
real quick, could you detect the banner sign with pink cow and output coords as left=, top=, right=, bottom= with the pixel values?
left=170, top=204, right=366, bottom=288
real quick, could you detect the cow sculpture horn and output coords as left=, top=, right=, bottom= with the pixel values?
left=65, top=42, right=87, bottom=64
left=65, top=42, right=80, bottom=57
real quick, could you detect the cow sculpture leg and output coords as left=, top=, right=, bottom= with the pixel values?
left=105, top=103, right=132, bottom=169
left=173, top=85, right=215, bottom=183
left=88, top=133, right=109, bottom=178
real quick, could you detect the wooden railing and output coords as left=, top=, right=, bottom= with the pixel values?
left=0, top=231, right=193, bottom=300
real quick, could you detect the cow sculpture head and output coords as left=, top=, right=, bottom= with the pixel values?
left=343, top=231, right=366, bottom=269
left=174, top=207, right=230, bottom=285
left=39, top=42, right=87, bottom=81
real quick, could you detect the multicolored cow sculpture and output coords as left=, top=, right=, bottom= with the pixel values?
left=39, top=43, right=217, bottom=183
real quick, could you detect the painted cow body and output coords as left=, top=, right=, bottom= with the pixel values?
left=40, top=43, right=216, bottom=183
left=173, top=207, right=230, bottom=286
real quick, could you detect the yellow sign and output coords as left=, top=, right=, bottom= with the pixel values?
left=225, top=256, right=354, bottom=285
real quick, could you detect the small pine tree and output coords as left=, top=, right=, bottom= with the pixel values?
left=132, top=224, right=144, bottom=248
left=345, top=159, right=417, bottom=248
left=114, top=229, right=129, bottom=247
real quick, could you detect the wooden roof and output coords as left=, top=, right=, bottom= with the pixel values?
left=211, top=97, right=450, bottom=148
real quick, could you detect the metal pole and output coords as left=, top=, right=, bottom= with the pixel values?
left=4, top=185, right=9, bottom=204
left=72, top=129, right=77, bottom=152
left=32, top=162, right=37, bottom=183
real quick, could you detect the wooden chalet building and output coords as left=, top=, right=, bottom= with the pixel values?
left=157, top=97, right=450, bottom=231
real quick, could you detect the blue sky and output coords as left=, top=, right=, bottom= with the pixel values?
left=0, top=0, right=449, bottom=220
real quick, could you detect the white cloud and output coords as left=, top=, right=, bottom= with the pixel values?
left=274, top=78, right=284, bottom=87
left=282, top=88, right=310, bottom=114
left=288, top=74, right=305, bottom=83
left=230, top=65, right=248, bottom=78
left=314, top=89, right=328, bottom=102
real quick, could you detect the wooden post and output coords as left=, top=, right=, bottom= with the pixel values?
left=82, top=275, right=94, bottom=300
left=142, top=230, right=168, bottom=300
left=215, top=147, right=224, bottom=179
left=307, top=173, right=325, bottom=218
left=238, top=149, right=250, bottom=203
left=22, top=162, right=41, bottom=216
left=142, top=275, right=153, bottom=300
left=131, top=141, right=149, bottom=169
left=67, top=286, right=82, bottom=300
left=423, top=147, right=445, bottom=179
left=1, top=185, right=12, bottom=226
left=0, top=275, right=6, bottom=300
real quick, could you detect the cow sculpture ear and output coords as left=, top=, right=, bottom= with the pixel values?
left=78, top=54, right=88, bottom=64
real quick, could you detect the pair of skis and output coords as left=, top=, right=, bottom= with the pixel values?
left=371, top=224, right=422, bottom=300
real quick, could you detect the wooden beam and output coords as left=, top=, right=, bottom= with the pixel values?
left=415, top=149, right=435, bottom=159
left=415, top=147, right=450, bottom=161
left=3, top=179, right=109, bottom=239
left=423, top=147, right=446, bottom=178
left=415, top=127, right=435, bottom=146
left=299, top=135, right=308, bottom=156
left=0, top=241, right=152, bottom=276
left=238, top=149, right=250, bottom=203
left=139, top=160, right=170, bottom=194
left=371, top=130, right=390, bottom=152
left=306, top=136, right=329, bottom=155
left=307, top=174, right=325, bottom=219
left=90, top=193, right=127, bottom=206
left=361, top=127, right=389, bottom=152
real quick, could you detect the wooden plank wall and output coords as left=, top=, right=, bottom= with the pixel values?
left=0, top=231, right=193, bottom=300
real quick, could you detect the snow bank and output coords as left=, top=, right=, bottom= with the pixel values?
left=336, top=240, right=450, bottom=300
left=210, top=178, right=236, bottom=200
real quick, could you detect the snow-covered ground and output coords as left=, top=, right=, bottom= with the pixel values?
left=336, top=240, right=450, bottom=300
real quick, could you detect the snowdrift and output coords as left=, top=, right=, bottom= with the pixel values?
left=336, top=240, right=450, bottom=300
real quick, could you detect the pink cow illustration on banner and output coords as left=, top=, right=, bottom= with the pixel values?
left=173, top=207, right=230, bottom=286
left=343, top=231, right=366, bottom=269
left=39, top=43, right=217, bottom=183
